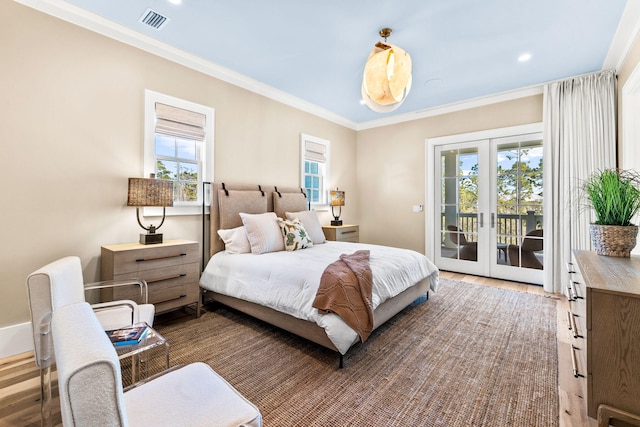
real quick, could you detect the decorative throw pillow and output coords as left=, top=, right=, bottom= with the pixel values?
left=285, top=210, right=326, bottom=244
left=240, top=212, right=285, bottom=254
left=276, top=218, right=313, bottom=251
left=217, top=226, right=251, bottom=254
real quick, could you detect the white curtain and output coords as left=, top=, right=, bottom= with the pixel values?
left=542, top=70, right=617, bottom=293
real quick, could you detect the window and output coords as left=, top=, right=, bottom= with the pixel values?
left=300, top=134, right=330, bottom=206
left=144, top=90, right=214, bottom=215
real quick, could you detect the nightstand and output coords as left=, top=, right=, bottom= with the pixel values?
left=322, top=224, right=359, bottom=243
left=101, top=239, right=201, bottom=318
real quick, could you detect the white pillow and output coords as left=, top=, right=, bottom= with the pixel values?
left=217, top=226, right=251, bottom=254
left=276, top=218, right=313, bottom=251
left=286, top=210, right=326, bottom=244
left=240, top=212, right=285, bottom=254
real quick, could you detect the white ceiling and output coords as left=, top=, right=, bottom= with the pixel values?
left=28, top=0, right=634, bottom=127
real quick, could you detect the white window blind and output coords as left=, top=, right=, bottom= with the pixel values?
left=300, top=134, right=330, bottom=206
left=155, top=102, right=206, bottom=140
left=304, top=140, right=327, bottom=163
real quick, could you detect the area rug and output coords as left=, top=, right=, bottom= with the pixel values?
left=153, top=279, right=558, bottom=426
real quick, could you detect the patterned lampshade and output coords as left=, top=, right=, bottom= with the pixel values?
left=330, top=190, right=345, bottom=207
left=127, top=178, right=173, bottom=207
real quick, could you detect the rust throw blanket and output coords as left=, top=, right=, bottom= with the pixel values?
left=312, top=250, right=373, bottom=342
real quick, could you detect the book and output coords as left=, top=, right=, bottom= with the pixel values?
left=106, top=325, right=149, bottom=346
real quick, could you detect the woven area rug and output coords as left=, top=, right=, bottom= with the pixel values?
left=153, top=279, right=558, bottom=426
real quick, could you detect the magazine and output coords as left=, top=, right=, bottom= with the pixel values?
left=106, top=325, right=149, bottom=346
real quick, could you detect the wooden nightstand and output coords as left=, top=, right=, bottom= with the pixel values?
left=101, top=239, right=201, bottom=318
left=322, top=224, right=359, bottom=243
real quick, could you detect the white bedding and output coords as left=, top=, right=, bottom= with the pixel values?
left=200, top=241, right=439, bottom=354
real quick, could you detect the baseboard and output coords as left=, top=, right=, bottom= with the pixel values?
left=0, top=322, right=33, bottom=359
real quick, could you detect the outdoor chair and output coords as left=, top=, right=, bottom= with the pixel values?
left=447, top=225, right=478, bottom=261
left=508, top=229, right=544, bottom=269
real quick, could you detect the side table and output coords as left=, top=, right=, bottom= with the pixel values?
left=497, top=243, right=508, bottom=261
left=114, top=322, right=169, bottom=386
left=322, top=224, right=359, bottom=242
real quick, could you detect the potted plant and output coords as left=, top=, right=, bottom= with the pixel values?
left=583, top=168, right=640, bottom=257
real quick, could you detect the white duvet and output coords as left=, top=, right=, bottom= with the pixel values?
left=200, top=241, right=439, bottom=354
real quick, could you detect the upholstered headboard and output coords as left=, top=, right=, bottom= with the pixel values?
left=208, top=183, right=309, bottom=257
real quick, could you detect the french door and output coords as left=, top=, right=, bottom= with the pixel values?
left=430, top=129, right=544, bottom=284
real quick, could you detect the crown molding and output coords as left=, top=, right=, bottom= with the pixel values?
left=355, top=86, right=544, bottom=131
left=15, top=0, right=359, bottom=129
left=603, top=0, right=640, bottom=71
left=14, top=0, right=583, bottom=132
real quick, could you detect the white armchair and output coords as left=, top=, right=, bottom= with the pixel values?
left=26, top=256, right=154, bottom=364
left=51, top=302, right=262, bottom=427
left=26, top=256, right=155, bottom=426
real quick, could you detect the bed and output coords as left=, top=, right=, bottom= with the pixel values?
left=199, top=183, right=439, bottom=367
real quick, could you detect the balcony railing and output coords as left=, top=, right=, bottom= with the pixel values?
left=442, top=211, right=543, bottom=245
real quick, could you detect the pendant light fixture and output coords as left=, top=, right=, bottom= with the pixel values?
left=361, top=28, right=412, bottom=113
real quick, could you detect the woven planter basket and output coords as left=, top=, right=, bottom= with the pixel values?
left=590, top=224, right=638, bottom=257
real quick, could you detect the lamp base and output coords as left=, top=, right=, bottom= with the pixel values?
left=331, top=220, right=343, bottom=226
left=140, top=233, right=163, bottom=245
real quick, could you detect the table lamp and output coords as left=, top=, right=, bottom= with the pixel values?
left=329, top=189, right=345, bottom=226
left=127, top=176, right=173, bottom=244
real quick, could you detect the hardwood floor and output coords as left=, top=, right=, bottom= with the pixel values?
left=0, top=272, right=593, bottom=427
left=0, top=351, right=59, bottom=427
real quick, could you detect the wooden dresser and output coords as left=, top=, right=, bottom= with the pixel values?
left=101, top=239, right=200, bottom=317
left=568, top=250, right=640, bottom=425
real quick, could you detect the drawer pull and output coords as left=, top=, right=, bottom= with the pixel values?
left=146, top=273, right=187, bottom=284
left=571, top=281, right=583, bottom=300
left=566, top=282, right=574, bottom=301
left=152, top=294, right=187, bottom=305
left=570, top=313, right=582, bottom=339
left=566, top=262, right=576, bottom=274
left=570, top=345, right=584, bottom=378
left=341, top=230, right=357, bottom=234
left=136, top=253, right=187, bottom=262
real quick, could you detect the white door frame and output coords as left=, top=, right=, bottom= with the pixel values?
left=622, top=63, right=640, bottom=255
left=426, top=123, right=544, bottom=279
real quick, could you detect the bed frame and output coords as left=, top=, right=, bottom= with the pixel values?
left=202, top=182, right=431, bottom=368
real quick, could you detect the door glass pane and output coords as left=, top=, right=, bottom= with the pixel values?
left=496, top=139, right=544, bottom=269
left=440, top=148, right=478, bottom=262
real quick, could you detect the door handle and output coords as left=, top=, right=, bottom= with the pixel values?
left=491, top=213, right=495, bottom=228
left=479, top=213, right=484, bottom=228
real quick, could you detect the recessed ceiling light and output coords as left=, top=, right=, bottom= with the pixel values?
left=168, top=0, right=182, bottom=4
left=518, top=53, right=532, bottom=62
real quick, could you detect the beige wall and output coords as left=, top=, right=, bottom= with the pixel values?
left=1, top=1, right=356, bottom=329
left=617, top=29, right=640, bottom=165
left=4, top=0, right=636, bottom=347
left=356, top=96, right=543, bottom=253
left=617, top=30, right=640, bottom=109
left=617, top=30, right=640, bottom=258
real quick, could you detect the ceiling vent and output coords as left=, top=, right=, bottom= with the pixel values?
left=139, top=8, right=169, bottom=30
